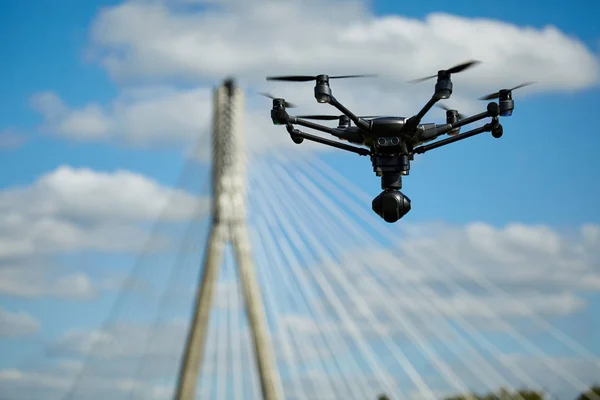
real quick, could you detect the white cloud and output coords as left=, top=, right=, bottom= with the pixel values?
left=0, top=165, right=206, bottom=299
left=395, top=221, right=600, bottom=294
left=0, top=307, right=40, bottom=337
left=248, top=157, right=600, bottom=322
left=30, top=85, right=332, bottom=161
left=29, top=92, right=111, bottom=141
left=88, top=0, right=599, bottom=91
left=435, top=354, right=600, bottom=400
left=4, top=214, right=599, bottom=398
left=503, top=354, right=600, bottom=386
left=0, top=264, right=96, bottom=300
left=31, top=0, right=600, bottom=155
left=48, top=321, right=189, bottom=360
left=0, top=368, right=70, bottom=391
left=242, top=159, right=600, bottom=395
left=30, top=87, right=213, bottom=147
left=273, top=225, right=596, bottom=367
left=0, top=367, right=172, bottom=400
left=0, top=129, right=27, bottom=150
left=0, top=165, right=204, bottom=259
left=299, top=222, right=600, bottom=325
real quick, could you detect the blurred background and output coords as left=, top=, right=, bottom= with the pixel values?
left=0, top=0, right=599, bottom=399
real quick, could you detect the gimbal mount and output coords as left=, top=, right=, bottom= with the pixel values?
left=268, top=65, right=519, bottom=223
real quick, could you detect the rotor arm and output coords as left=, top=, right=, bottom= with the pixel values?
left=328, top=96, right=371, bottom=131
left=403, top=60, right=482, bottom=134
left=288, top=116, right=338, bottom=135
left=413, top=119, right=500, bottom=155
left=285, top=124, right=370, bottom=156
left=417, top=102, right=500, bottom=141
left=415, top=96, right=440, bottom=121
left=271, top=102, right=364, bottom=143
left=271, top=105, right=342, bottom=136
left=287, top=116, right=363, bottom=143
left=402, top=95, right=441, bottom=134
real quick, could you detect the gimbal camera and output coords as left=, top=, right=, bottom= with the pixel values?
left=264, top=61, right=532, bottom=223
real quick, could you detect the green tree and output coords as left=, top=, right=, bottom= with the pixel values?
left=444, top=388, right=545, bottom=400
left=515, top=390, right=544, bottom=400
left=576, top=385, right=600, bottom=400
left=480, top=394, right=499, bottom=400
left=443, top=393, right=480, bottom=400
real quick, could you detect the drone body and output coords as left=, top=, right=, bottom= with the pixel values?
left=264, top=62, right=531, bottom=223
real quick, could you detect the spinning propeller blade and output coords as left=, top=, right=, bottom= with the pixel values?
left=408, top=60, right=481, bottom=83
left=436, top=104, right=466, bottom=120
left=258, top=92, right=297, bottom=108
left=479, top=81, right=535, bottom=100
left=266, top=74, right=377, bottom=82
left=296, top=114, right=381, bottom=120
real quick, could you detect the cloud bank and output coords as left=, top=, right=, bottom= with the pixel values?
left=30, top=0, right=600, bottom=157
left=0, top=166, right=206, bottom=300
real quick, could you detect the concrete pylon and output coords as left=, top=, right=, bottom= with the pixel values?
left=174, top=78, right=283, bottom=400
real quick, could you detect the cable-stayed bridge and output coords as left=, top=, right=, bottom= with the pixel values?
left=9, top=78, right=599, bottom=400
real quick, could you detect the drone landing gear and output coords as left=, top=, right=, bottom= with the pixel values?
left=371, top=155, right=412, bottom=223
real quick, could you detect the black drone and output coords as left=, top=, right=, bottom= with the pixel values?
left=263, top=61, right=533, bottom=223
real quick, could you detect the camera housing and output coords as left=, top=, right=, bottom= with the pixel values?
left=370, top=153, right=412, bottom=222
left=372, top=189, right=412, bottom=223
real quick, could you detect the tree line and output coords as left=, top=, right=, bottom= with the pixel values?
left=375, top=385, right=600, bottom=400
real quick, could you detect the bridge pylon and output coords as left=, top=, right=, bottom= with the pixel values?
left=174, top=78, right=283, bottom=400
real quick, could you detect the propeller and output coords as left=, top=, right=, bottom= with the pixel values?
left=436, top=104, right=466, bottom=120
left=266, top=74, right=377, bottom=82
left=258, top=92, right=297, bottom=108
left=408, top=60, right=481, bottom=83
left=295, top=114, right=382, bottom=120
left=479, top=81, right=535, bottom=100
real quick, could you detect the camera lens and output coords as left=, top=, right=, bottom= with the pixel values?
left=372, top=189, right=411, bottom=223
left=390, top=137, right=400, bottom=145
left=377, top=137, right=387, bottom=146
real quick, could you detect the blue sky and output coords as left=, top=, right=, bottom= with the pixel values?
left=1, top=0, right=599, bottom=399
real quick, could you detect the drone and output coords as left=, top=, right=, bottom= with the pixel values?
left=263, top=60, right=533, bottom=223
